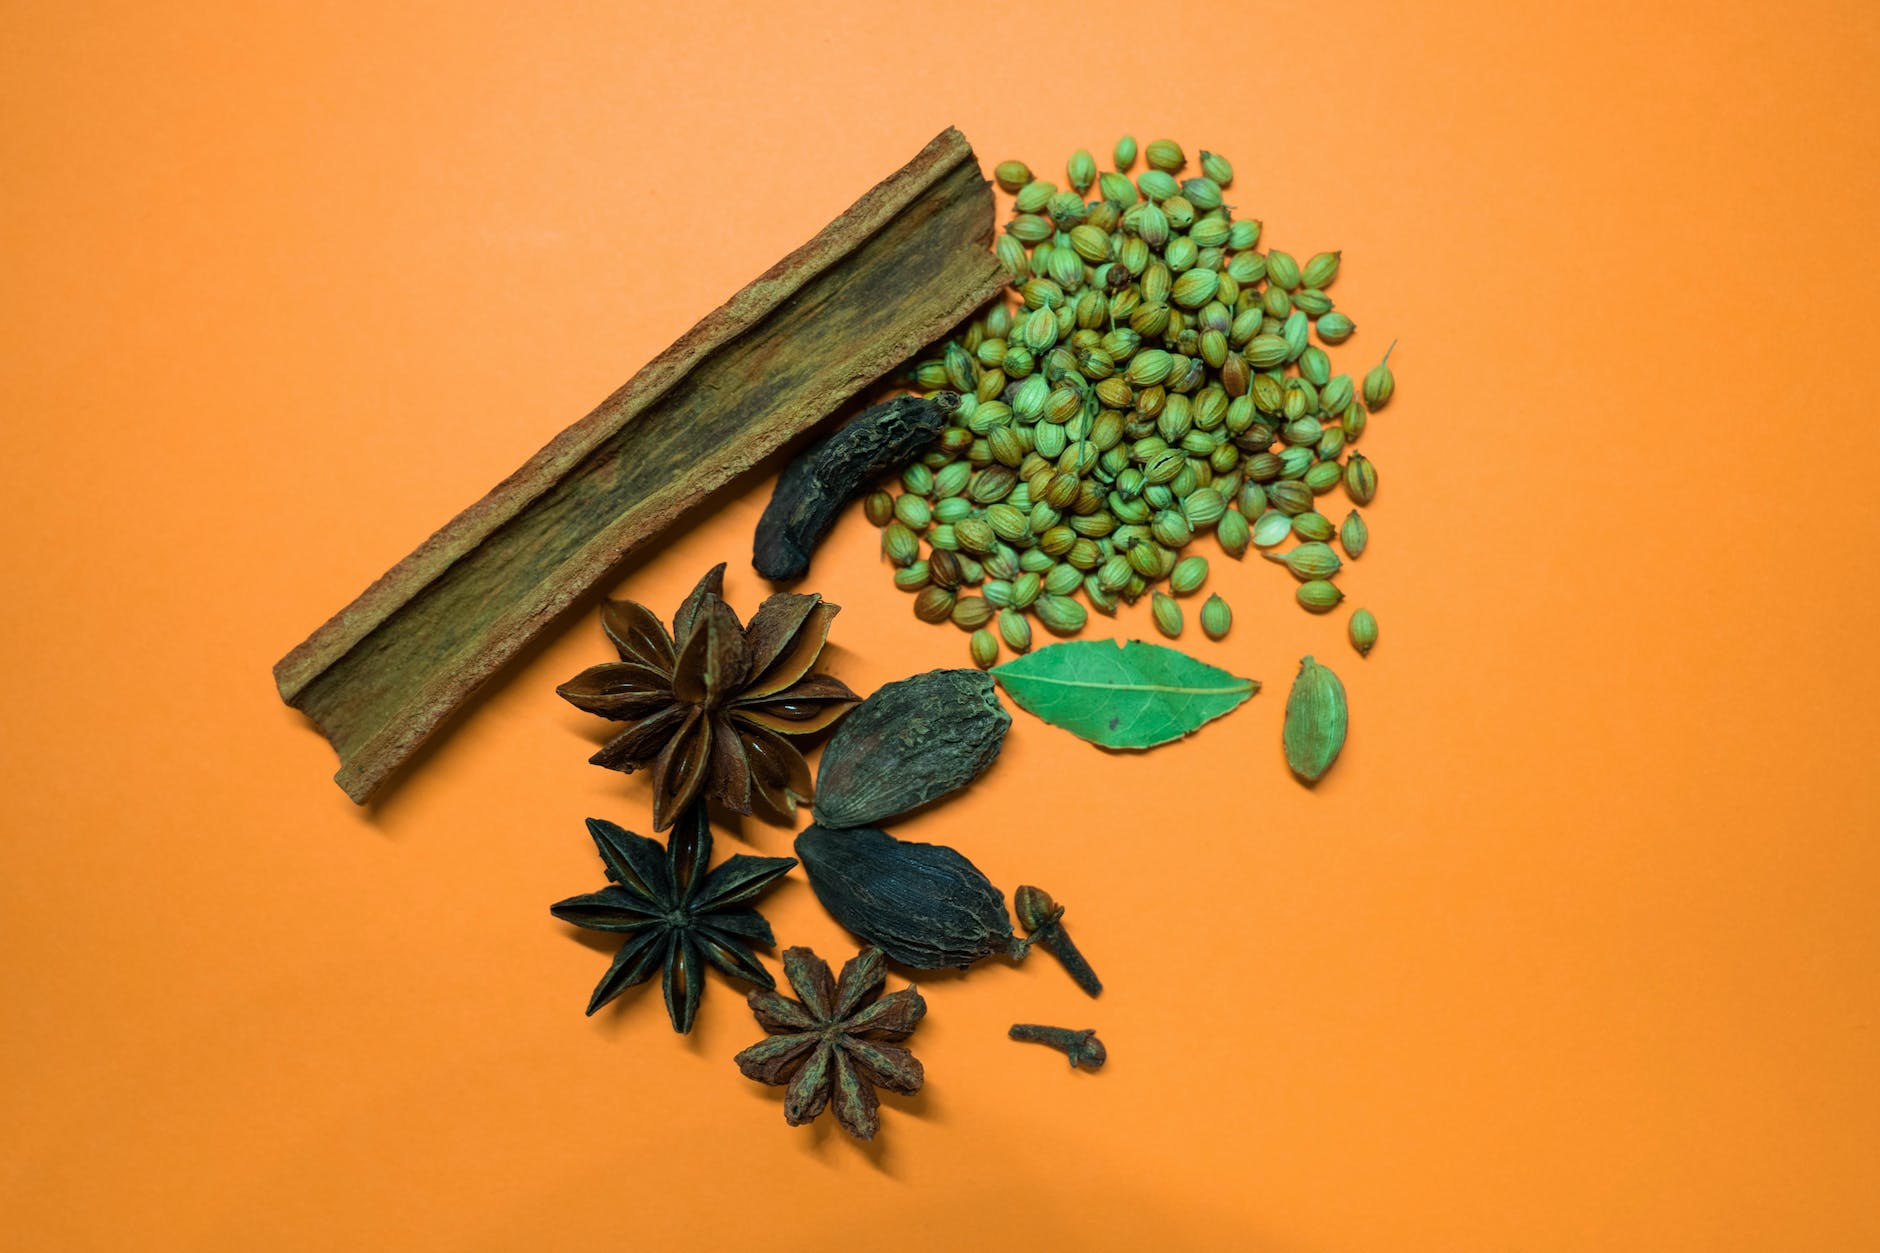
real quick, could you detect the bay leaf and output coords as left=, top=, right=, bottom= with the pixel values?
left=991, top=639, right=1258, bottom=750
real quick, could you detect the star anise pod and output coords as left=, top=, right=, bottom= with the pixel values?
left=557, top=564, right=859, bottom=831
left=548, top=803, right=795, bottom=1033
left=733, top=945, right=925, bottom=1140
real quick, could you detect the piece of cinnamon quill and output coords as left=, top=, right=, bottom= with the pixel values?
left=275, top=127, right=1001, bottom=802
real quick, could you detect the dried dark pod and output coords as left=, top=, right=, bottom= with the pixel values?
left=795, top=824, right=1022, bottom=969
left=812, top=669, right=1010, bottom=829
left=753, top=392, right=960, bottom=581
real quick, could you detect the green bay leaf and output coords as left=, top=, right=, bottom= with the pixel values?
left=991, top=639, right=1258, bottom=750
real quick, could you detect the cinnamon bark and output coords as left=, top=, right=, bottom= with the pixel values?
left=275, top=127, right=1001, bottom=803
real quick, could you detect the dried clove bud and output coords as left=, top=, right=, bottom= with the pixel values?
left=1008, top=1024, right=1107, bottom=1070
left=753, top=393, right=960, bottom=581
left=1014, top=885, right=1102, bottom=996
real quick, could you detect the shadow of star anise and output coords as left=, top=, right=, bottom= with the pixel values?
left=733, top=946, right=925, bottom=1141
left=557, top=563, right=859, bottom=831
left=548, top=803, right=796, bottom=1033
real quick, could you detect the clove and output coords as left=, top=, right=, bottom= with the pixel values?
left=1008, top=1024, right=1107, bottom=1070
left=1014, top=885, right=1102, bottom=996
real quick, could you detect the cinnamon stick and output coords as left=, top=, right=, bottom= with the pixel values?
left=275, top=127, right=1002, bottom=803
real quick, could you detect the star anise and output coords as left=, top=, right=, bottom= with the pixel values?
left=557, top=564, right=859, bottom=831
left=548, top=803, right=795, bottom=1033
left=733, top=945, right=926, bottom=1140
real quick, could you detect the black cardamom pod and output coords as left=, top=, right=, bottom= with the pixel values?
left=753, top=393, right=960, bottom=582
left=812, top=669, right=1010, bottom=829
left=795, top=825, right=1022, bottom=969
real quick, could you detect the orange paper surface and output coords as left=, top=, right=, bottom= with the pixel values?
left=3, top=2, right=1878, bottom=1249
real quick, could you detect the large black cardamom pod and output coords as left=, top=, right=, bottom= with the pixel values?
left=753, top=393, right=959, bottom=581
left=795, top=825, right=1021, bottom=969
left=812, top=669, right=1010, bottom=829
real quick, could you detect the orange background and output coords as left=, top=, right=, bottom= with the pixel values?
left=4, top=2, right=1878, bottom=1248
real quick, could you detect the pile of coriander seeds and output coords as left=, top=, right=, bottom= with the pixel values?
left=866, top=136, right=1396, bottom=669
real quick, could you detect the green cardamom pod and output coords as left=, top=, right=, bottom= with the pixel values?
left=1349, top=608, right=1378, bottom=658
left=1283, top=416, right=1323, bottom=446
left=1169, top=555, right=1210, bottom=596
left=1293, top=288, right=1333, bottom=317
left=1282, top=309, right=1310, bottom=360
left=1291, top=511, right=1336, bottom=543
left=998, top=607, right=1033, bottom=653
left=1180, top=176, right=1222, bottom=211
left=1265, top=541, right=1341, bottom=581
left=894, top=494, right=932, bottom=529
left=1363, top=342, right=1396, bottom=409
left=1320, top=374, right=1355, bottom=415
left=1282, top=655, right=1348, bottom=784
left=970, top=629, right=1000, bottom=670
left=1144, top=138, right=1186, bottom=172
left=985, top=502, right=1030, bottom=542
left=934, top=461, right=972, bottom=498
left=1200, top=593, right=1232, bottom=640
left=1182, top=487, right=1227, bottom=529
left=1043, top=561, right=1082, bottom=596
left=1266, top=249, right=1302, bottom=291
left=1305, top=459, right=1344, bottom=493
left=914, top=586, right=955, bottom=623
left=901, top=462, right=935, bottom=495
left=1251, top=510, right=1293, bottom=546
left=1301, top=250, right=1341, bottom=288
left=1342, top=401, right=1368, bottom=441
left=1014, top=179, right=1056, bottom=214
left=1344, top=453, right=1377, bottom=505
left=950, top=595, right=993, bottom=630
left=996, top=234, right=1029, bottom=283
left=1034, top=593, right=1087, bottom=635
left=955, top=516, right=997, bottom=554
left=994, top=160, right=1033, bottom=193
left=1296, top=580, right=1343, bottom=613
left=1316, top=311, right=1355, bottom=343
left=1137, top=169, right=1178, bottom=201
left=1099, top=170, right=1137, bottom=206
left=1216, top=508, right=1251, bottom=557
left=1341, top=509, right=1368, bottom=558
left=944, top=341, right=979, bottom=392
left=1247, top=334, right=1290, bottom=369
left=1267, top=480, right=1314, bottom=515
left=882, top=521, right=920, bottom=566
left=1151, top=590, right=1183, bottom=638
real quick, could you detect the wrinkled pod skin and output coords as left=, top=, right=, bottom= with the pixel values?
left=795, top=825, right=1024, bottom=969
left=753, top=393, right=960, bottom=581
left=812, top=669, right=1010, bottom=829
